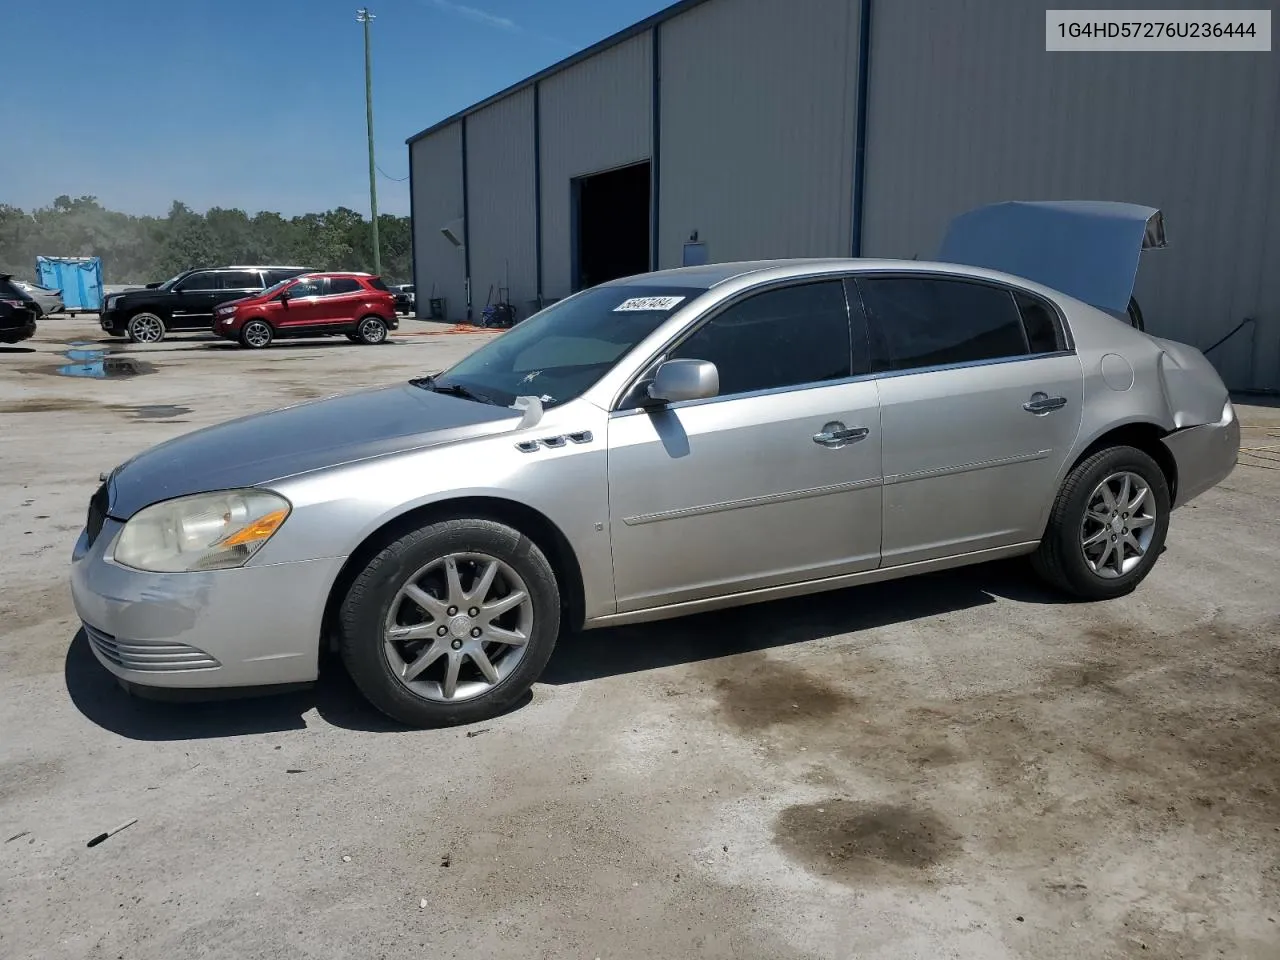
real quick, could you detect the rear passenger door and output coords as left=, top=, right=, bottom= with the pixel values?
left=321, top=277, right=366, bottom=328
left=854, top=275, right=1083, bottom=566
left=217, top=270, right=265, bottom=306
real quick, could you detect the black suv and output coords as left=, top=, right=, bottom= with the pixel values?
left=100, top=265, right=313, bottom=342
left=1, top=274, right=39, bottom=345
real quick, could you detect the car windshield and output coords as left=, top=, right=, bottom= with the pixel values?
left=422, top=284, right=707, bottom=408
left=157, top=271, right=190, bottom=291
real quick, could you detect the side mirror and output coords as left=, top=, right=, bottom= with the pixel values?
left=646, top=359, right=719, bottom=405
left=277, top=292, right=290, bottom=303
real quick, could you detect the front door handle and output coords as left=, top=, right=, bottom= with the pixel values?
left=813, top=422, right=870, bottom=448
left=1023, top=392, right=1068, bottom=415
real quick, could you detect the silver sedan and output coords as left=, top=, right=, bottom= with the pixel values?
left=70, top=223, right=1238, bottom=727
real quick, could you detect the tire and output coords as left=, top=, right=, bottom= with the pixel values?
left=126, top=312, right=166, bottom=344
left=1032, top=445, right=1171, bottom=600
left=339, top=518, right=561, bottom=727
left=239, top=319, right=274, bottom=349
left=355, top=315, right=388, bottom=345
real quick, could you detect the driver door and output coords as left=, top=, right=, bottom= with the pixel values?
left=606, top=279, right=883, bottom=613
left=169, top=270, right=220, bottom=329
left=275, top=277, right=328, bottom=332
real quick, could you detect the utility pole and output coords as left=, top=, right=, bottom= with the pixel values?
left=356, top=7, right=381, bottom=276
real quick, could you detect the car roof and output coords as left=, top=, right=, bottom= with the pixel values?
left=608, top=257, right=1075, bottom=294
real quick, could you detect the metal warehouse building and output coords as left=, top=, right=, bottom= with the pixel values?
left=407, top=0, right=1279, bottom=391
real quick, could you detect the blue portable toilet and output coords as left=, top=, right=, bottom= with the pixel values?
left=36, top=256, right=104, bottom=313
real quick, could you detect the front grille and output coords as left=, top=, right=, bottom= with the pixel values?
left=86, top=483, right=108, bottom=548
left=84, top=623, right=221, bottom=672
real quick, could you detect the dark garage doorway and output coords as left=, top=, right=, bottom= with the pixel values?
left=572, top=161, right=651, bottom=291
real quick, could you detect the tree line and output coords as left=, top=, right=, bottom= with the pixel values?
left=0, top=196, right=412, bottom=285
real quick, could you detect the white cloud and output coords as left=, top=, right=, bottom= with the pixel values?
left=429, top=0, right=517, bottom=31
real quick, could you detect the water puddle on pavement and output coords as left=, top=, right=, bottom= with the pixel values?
left=50, top=342, right=156, bottom=379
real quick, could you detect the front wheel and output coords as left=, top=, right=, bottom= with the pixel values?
left=239, top=319, right=273, bottom=349
left=338, top=518, right=561, bottom=727
left=1032, top=445, right=1171, bottom=600
left=355, top=315, right=388, bottom=345
left=126, top=312, right=166, bottom=344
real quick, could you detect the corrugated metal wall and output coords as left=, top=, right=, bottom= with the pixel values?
left=861, top=0, right=1280, bottom=390
left=658, top=0, right=861, bottom=267
left=538, top=32, right=653, bottom=300
left=465, top=87, right=538, bottom=317
left=409, top=122, right=467, bottom=322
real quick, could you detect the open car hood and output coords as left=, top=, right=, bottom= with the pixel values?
left=937, top=200, right=1166, bottom=315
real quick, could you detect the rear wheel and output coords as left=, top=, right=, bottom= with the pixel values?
left=239, top=319, right=273, bottom=349
left=126, top=312, right=166, bottom=344
left=339, top=518, right=561, bottom=727
left=1033, top=445, right=1171, bottom=600
left=356, top=315, right=388, bottom=345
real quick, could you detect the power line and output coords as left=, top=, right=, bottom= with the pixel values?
left=377, top=163, right=409, bottom=182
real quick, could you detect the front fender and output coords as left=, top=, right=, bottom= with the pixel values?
left=255, top=409, right=616, bottom=618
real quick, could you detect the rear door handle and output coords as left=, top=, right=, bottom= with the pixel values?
left=1023, top=392, right=1068, bottom=415
left=813, top=423, right=870, bottom=448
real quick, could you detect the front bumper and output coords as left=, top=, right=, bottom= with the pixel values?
left=99, top=308, right=125, bottom=333
left=1162, top=401, right=1241, bottom=507
left=70, top=519, right=345, bottom=689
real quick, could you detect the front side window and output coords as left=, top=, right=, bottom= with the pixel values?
left=427, top=284, right=707, bottom=408
left=669, top=281, right=852, bottom=397
left=287, top=278, right=325, bottom=298
left=177, top=271, right=216, bottom=291
left=327, top=278, right=362, bottom=295
left=858, top=277, right=1029, bottom=372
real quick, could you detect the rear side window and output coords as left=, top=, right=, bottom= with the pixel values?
left=1014, top=291, right=1066, bottom=353
left=670, top=281, right=852, bottom=397
left=328, top=277, right=362, bottom=295
left=367, top=277, right=390, bottom=292
left=219, top=271, right=262, bottom=290
left=857, top=277, right=1029, bottom=372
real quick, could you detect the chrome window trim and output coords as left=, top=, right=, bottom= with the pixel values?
left=851, top=270, right=1077, bottom=365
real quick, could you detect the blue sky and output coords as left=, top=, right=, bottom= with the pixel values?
left=1, top=0, right=671, bottom=217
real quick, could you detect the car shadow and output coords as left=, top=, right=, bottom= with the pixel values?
left=64, top=629, right=417, bottom=740
left=541, top=559, right=1071, bottom=684
left=64, top=559, right=1066, bottom=740
left=0, top=346, right=37, bottom=354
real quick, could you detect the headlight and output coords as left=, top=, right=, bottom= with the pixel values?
left=216, top=304, right=236, bottom=314
left=113, top=490, right=291, bottom=573
left=106, top=295, right=120, bottom=309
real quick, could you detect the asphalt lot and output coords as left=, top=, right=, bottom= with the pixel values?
left=2, top=314, right=1279, bottom=959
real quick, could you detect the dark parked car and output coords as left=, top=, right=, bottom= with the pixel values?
left=392, top=284, right=415, bottom=315
left=213, top=272, right=399, bottom=348
left=100, top=266, right=312, bottom=342
left=0, top=275, right=39, bottom=344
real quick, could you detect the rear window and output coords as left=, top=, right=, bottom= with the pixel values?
left=367, top=277, right=390, bottom=292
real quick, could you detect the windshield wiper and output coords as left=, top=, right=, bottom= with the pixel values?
left=410, top=376, right=495, bottom=405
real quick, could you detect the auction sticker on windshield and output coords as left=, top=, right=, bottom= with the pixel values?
left=614, top=296, right=686, bottom=312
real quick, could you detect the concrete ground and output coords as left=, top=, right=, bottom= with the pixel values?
left=2, top=314, right=1278, bottom=960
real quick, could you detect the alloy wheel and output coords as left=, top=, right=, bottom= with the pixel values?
left=129, top=315, right=164, bottom=343
left=243, top=321, right=271, bottom=348
left=383, top=553, right=533, bottom=702
left=360, top=317, right=387, bottom=343
left=1079, top=471, right=1157, bottom=579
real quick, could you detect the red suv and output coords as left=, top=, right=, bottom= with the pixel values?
left=213, top=272, right=399, bottom=348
